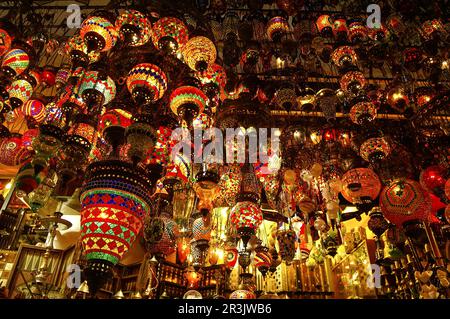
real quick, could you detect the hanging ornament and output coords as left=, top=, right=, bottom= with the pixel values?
left=349, top=101, right=377, bottom=125
left=169, top=85, right=207, bottom=127
left=127, top=63, right=167, bottom=106
left=7, top=79, right=33, bottom=110
left=1, top=47, right=30, bottom=78
left=419, top=165, right=448, bottom=201
left=360, top=137, right=391, bottom=163
left=316, top=15, right=333, bottom=37
left=21, top=98, right=46, bottom=124
left=80, top=15, right=118, bottom=52
left=266, top=17, right=290, bottom=43
left=0, top=134, right=32, bottom=166
left=115, top=10, right=152, bottom=46
left=230, top=201, right=263, bottom=249
left=151, top=17, right=189, bottom=54
left=183, top=36, right=217, bottom=72
left=341, top=168, right=382, bottom=204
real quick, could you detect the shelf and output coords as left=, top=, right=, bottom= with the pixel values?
left=122, top=275, right=138, bottom=279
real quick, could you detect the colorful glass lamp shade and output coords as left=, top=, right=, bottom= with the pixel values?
left=266, top=16, right=290, bottom=43
left=254, top=245, right=272, bottom=277
left=169, top=86, right=207, bottom=126
left=341, top=168, right=382, bottom=204
left=360, top=137, right=391, bottom=163
left=331, top=46, right=358, bottom=70
left=115, top=10, right=152, bottom=46
left=151, top=17, right=189, bottom=54
left=183, top=36, right=217, bottom=72
left=126, top=63, right=167, bottom=106
left=78, top=71, right=116, bottom=110
left=21, top=99, right=46, bottom=123
left=348, top=19, right=368, bottom=43
left=278, top=229, right=297, bottom=264
left=349, top=101, right=377, bottom=124
left=230, top=201, right=263, bottom=249
left=144, top=214, right=179, bottom=258
left=1, top=48, right=29, bottom=77
left=274, top=88, right=297, bottom=111
left=80, top=16, right=118, bottom=52
left=340, top=71, right=367, bottom=94
left=0, top=134, right=32, bottom=166
left=229, top=290, right=256, bottom=299
left=0, top=23, right=13, bottom=57
left=125, top=116, right=156, bottom=165
left=316, top=15, right=333, bottom=37
left=80, top=160, right=152, bottom=294
left=419, top=165, right=448, bottom=200
left=7, top=79, right=33, bottom=109
left=380, top=179, right=432, bottom=227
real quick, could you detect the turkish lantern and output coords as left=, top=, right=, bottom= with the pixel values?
left=169, top=86, right=207, bottom=126
left=1, top=48, right=30, bottom=77
left=183, top=36, right=217, bottom=72
left=341, top=168, right=382, bottom=204
left=80, top=15, right=118, bottom=52
left=331, top=46, right=358, bottom=70
left=126, top=63, right=167, bottom=106
left=254, top=245, right=272, bottom=277
left=0, top=134, right=32, bottom=166
left=0, top=20, right=16, bottom=57
left=230, top=290, right=256, bottom=299
left=151, top=17, right=189, bottom=54
left=332, top=16, right=348, bottom=41
left=316, top=15, right=333, bottom=37
left=230, top=201, right=263, bottom=248
left=419, top=165, right=448, bottom=200
left=80, top=160, right=152, bottom=294
left=78, top=70, right=116, bottom=110
left=348, top=18, right=368, bottom=43
left=380, top=179, right=432, bottom=227
left=360, top=137, right=391, bottom=163
left=144, top=214, right=179, bottom=257
left=266, top=16, right=290, bottom=43
left=7, top=79, right=33, bottom=109
left=21, top=98, right=46, bottom=123
left=349, top=101, right=377, bottom=125
left=340, top=71, right=367, bottom=94
left=115, top=10, right=152, bottom=46
left=192, top=216, right=211, bottom=241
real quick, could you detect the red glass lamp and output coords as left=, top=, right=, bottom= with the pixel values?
left=266, top=16, right=290, bottom=43
left=115, top=10, right=152, bottom=46
left=331, top=46, right=358, bottom=69
left=151, top=17, right=189, bottom=54
left=126, top=63, right=167, bottom=106
left=0, top=134, right=32, bottom=166
left=340, top=71, right=367, bottom=94
left=230, top=201, right=263, bottom=249
left=7, top=79, right=33, bottom=110
left=419, top=165, right=448, bottom=200
left=348, top=18, right=368, bottom=43
left=21, top=98, right=46, bottom=124
left=169, top=86, right=207, bottom=126
left=316, top=15, right=333, bottom=37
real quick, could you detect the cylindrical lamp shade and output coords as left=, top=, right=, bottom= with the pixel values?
left=183, top=36, right=217, bottom=72
left=115, top=10, right=152, bottom=46
left=0, top=135, right=32, bottom=166
left=380, top=179, right=432, bottom=227
left=127, top=63, right=167, bottom=104
left=80, top=160, right=152, bottom=265
left=151, top=17, right=189, bottom=53
left=80, top=16, right=118, bottom=52
left=341, top=168, right=382, bottom=204
left=21, top=99, right=46, bottom=123
left=144, top=215, right=179, bottom=257
left=1, top=48, right=29, bottom=76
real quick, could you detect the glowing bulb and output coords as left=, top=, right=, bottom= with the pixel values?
left=5, top=181, right=13, bottom=190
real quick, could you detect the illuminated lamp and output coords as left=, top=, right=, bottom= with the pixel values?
left=169, top=86, right=207, bottom=127
left=359, top=137, right=391, bottom=163
left=197, top=63, right=227, bottom=101
left=341, top=168, right=382, bottom=204
left=32, top=124, right=64, bottom=173
left=21, top=98, right=46, bottom=123
left=380, top=179, right=432, bottom=228
left=332, top=16, right=348, bottom=42
left=55, top=68, right=71, bottom=89
left=340, top=71, right=366, bottom=94
left=7, top=79, right=33, bottom=110
left=414, top=87, right=435, bottom=108
left=80, top=15, right=118, bottom=52
left=331, top=46, right=358, bottom=70
left=183, top=36, right=217, bottom=72
left=78, top=70, right=116, bottom=111
left=230, top=201, right=263, bottom=249
left=115, top=10, right=152, bottom=46
left=144, top=212, right=179, bottom=258
left=254, top=245, right=272, bottom=277
left=419, top=165, right=448, bottom=200
left=349, top=101, right=377, bottom=125
left=266, top=16, right=290, bottom=43
left=403, top=47, right=423, bottom=72
left=368, top=23, right=389, bottom=41
left=347, top=18, right=368, bottom=43
left=296, top=87, right=316, bottom=111
left=125, top=113, right=156, bottom=165
left=0, top=134, right=32, bottom=166
left=274, top=87, right=297, bottom=111
left=21, top=128, right=39, bottom=149
left=229, top=290, right=256, bottom=299
left=315, top=88, right=338, bottom=122
left=151, top=17, right=189, bottom=54
left=64, top=114, right=98, bottom=164
left=126, top=63, right=167, bottom=106
left=39, top=67, right=56, bottom=87
left=1, top=48, right=30, bottom=78
left=316, top=15, right=333, bottom=37
left=277, top=229, right=296, bottom=265
left=386, top=84, right=410, bottom=114
left=0, top=20, right=16, bottom=57
left=184, top=266, right=203, bottom=289
left=80, top=160, right=152, bottom=295
left=98, top=108, right=132, bottom=136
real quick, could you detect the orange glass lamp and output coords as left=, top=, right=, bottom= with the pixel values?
left=115, top=10, right=152, bottom=46
left=340, top=71, right=367, bottom=94
left=184, top=265, right=203, bottom=289
left=169, top=86, right=207, bottom=127
left=349, top=101, right=377, bottom=125
left=80, top=15, right=118, bottom=52
left=152, top=17, right=189, bottom=54
left=183, top=36, right=217, bottom=72
left=360, top=137, right=391, bottom=163
left=127, top=63, right=167, bottom=107
left=341, top=168, right=382, bottom=204
left=266, top=16, right=290, bottom=43
left=316, top=15, right=333, bottom=37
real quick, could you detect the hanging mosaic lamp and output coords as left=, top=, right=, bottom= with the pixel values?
left=78, top=70, right=116, bottom=111
left=126, top=63, right=167, bottom=106
left=316, top=15, right=333, bottom=37
left=169, top=85, right=207, bottom=126
left=80, top=15, right=118, bottom=52
left=21, top=98, right=46, bottom=123
left=7, top=79, right=33, bottom=110
left=144, top=213, right=179, bottom=258
left=419, top=165, right=448, bottom=200
left=315, top=88, right=338, bottom=121
left=183, top=36, right=217, bottom=72
left=360, top=137, right=391, bottom=163
left=340, top=71, right=367, bottom=94
left=349, top=101, right=377, bottom=125
left=278, top=229, right=296, bottom=265
left=0, top=20, right=16, bottom=57
left=125, top=113, right=156, bottom=165
left=347, top=18, right=368, bottom=43
left=80, top=160, right=152, bottom=294
left=230, top=201, right=263, bottom=249
left=64, top=114, right=98, bottom=165
left=274, top=87, right=297, bottom=111
left=1, top=48, right=30, bottom=78
left=332, top=16, right=348, bottom=42
left=266, top=16, right=290, bottom=43
left=331, top=46, right=358, bottom=70
left=151, top=17, right=189, bottom=54
left=115, top=10, right=152, bottom=46
left=0, top=134, right=32, bottom=166
left=380, top=179, right=432, bottom=227
left=341, top=168, right=382, bottom=204
left=254, top=245, right=272, bottom=277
